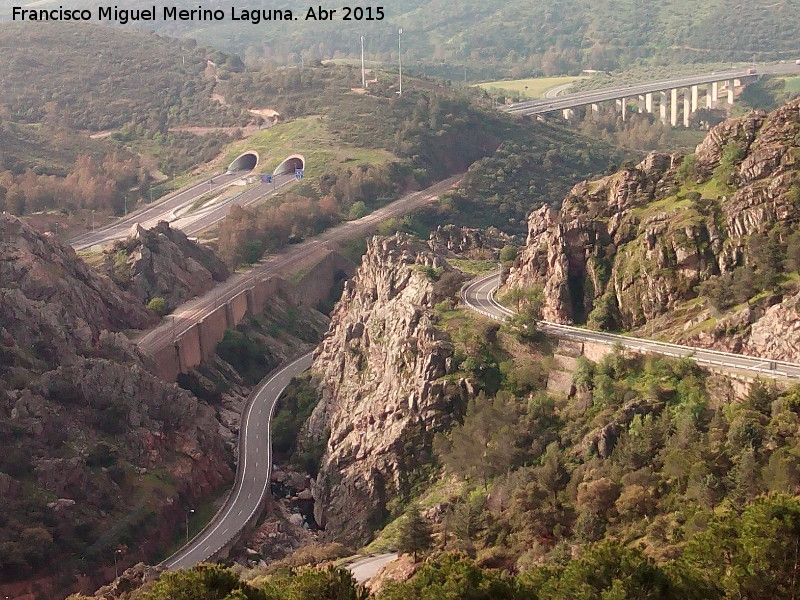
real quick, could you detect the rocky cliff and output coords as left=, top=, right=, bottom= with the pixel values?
left=506, top=99, right=800, bottom=360
left=104, top=221, right=229, bottom=312
left=0, top=215, right=231, bottom=599
left=304, top=234, right=471, bottom=546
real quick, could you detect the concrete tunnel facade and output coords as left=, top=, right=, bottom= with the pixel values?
left=273, top=154, right=306, bottom=176
left=228, top=151, right=259, bottom=172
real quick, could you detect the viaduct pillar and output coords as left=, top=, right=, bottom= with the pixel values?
left=670, top=88, right=678, bottom=127
left=711, top=81, right=719, bottom=103
left=727, top=79, right=735, bottom=104
left=691, top=85, right=699, bottom=112
left=706, top=83, right=713, bottom=108
left=638, top=94, right=645, bottom=113
left=659, top=91, right=668, bottom=125
left=620, top=97, right=627, bottom=121
left=683, top=88, right=691, bottom=127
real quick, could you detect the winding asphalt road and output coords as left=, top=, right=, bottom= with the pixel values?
left=503, top=63, right=800, bottom=116
left=462, top=272, right=800, bottom=380
left=163, top=353, right=314, bottom=569
left=155, top=176, right=460, bottom=569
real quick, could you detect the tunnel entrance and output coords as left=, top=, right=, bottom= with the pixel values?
left=273, top=154, right=306, bottom=176
left=228, top=151, right=259, bottom=173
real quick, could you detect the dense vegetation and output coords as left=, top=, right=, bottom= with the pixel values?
left=216, top=77, right=620, bottom=265
left=439, top=125, right=621, bottom=235
left=67, top=490, right=800, bottom=599
left=21, top=1, right=800, bottom=79
left=0, top=23, right=247, bottom=131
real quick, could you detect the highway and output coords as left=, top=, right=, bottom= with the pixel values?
left=69, top=171, right=295, bottom=251
left=503, top=63, right=800, bottom=116
left=150, top=176, right=460, bottom=570
left=462, top=272, right=800, bottom=380
left=163, top=352, right=314, bottom=570
left=137, top=175, right=461, bottom=356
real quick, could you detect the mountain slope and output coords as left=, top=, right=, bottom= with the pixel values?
left=506, top=98, right=800, bottom=360
left=0, top=214, right=231, bottom=598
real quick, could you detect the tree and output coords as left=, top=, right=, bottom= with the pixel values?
left=499, top=245, right=518, bottom=263
left=348, top=201, right=369, bottom=220
left=137, top=564, right=264, bottom=600
left=683, top=494, right=800, bottom=600
left=397, top=505, right=432, bottom=562
left=6, top=188, right=26, bottom=215
left=147, top=296, right=168, bottom=316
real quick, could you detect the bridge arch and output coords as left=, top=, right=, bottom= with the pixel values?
left=228, top=151, right=259, bottom=173
left=273, top=154, right=305, bottom=176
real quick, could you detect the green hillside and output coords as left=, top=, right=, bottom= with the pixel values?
left=3, top=1, right=798, bottom=77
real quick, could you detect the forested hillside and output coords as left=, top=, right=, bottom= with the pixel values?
left=5, top=1, right=797, bottom=77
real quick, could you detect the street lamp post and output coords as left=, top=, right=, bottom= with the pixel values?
left=91, top=210, right=95, bottom=232
left=186, top=508, right=195, bottom=543
left=361, top=36, right=366, bottom=89
left=113, top=549, right=122, bottom=578
left=398, top=28, right=403, bottom=96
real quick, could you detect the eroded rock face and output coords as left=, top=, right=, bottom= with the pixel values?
left=305, top=234, right=470, bottom=546
left=506, top=99, right=800, bottom=333
left=0, top=215, right=231, bottom=596
left=0, top=214, right=157, bottom=367
left=104, top=221, right=229, bottom=311
left=428, top=224, right=514, bottom=257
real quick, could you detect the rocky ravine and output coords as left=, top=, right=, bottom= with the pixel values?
left=0, top=215, right=232, bottom=599
left=304, top=234, right=472, bottom=546
left=505, top=99, right=800, bottom=360
left=104, top=221, right=230, bottom=312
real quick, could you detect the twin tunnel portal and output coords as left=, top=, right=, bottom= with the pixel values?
left=227, top=151, right=305, bottom=177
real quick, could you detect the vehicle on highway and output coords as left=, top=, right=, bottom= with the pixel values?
left=796, top=59, right=800, bottom=65
left=747, top=68, right=757, bottom=74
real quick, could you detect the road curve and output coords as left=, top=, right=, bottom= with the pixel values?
left=163, top=352, right=314, bottom=570
left=503, top=64, right=800, bottom=116
left=462, top=272, right=800, bottom=380
left=348, top=553, right=399, bottom=583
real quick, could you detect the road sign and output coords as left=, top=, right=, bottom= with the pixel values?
left=295, top=168, right=304, bottom=180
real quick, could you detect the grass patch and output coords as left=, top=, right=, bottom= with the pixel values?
left=222, top=116, right=397, bottom=183
left=449, top=258, right=496, bottom=276
left=475, top=75, right=583, bottom=99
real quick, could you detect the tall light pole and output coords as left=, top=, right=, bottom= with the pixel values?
left=113, top=549, right=122, bottom=578
left=360, top=36, right=366, bottom=89
left=398, top=28, right=403, bottom=96
left=185, top=508, right=195, bottom=543
left=91, top=209, right=95, bottom=232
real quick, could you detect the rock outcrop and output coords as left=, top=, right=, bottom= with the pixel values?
left=305, top=234, right=471, bottom=546
left=0, top=214, right=157, bottom=368
left=0, top=215, right=231, bottom=599
left=428, top=224, right=514, bottom=257
left=506, top=99, right=800, bottom=350
left=104, top=221, right=229, bottom=311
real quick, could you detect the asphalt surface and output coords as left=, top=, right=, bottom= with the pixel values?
left=348, top=553, right=399, bottom=583
left=137, top=175, right=461, bottom=356
left=152, top=177, right=461, bottom=569
left=462, top=272, right=800, bottom=380
left=503, top=64, right=800, bottom=116
left=163, top=352, right=314, bottom=570
left=69, top=172, right=295, bottom=251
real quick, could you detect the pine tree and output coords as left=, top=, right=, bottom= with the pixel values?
left=397, top=505, right=432, bottom=562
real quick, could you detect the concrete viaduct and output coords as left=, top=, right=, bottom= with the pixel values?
left=503, top=64, right=800, bottom=126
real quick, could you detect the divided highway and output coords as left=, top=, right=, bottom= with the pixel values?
left=463, top=272, right=800, bottom=380
left=69, top=171, right=295, bottom=251
left=154, top=176, right=461, bottom=569
left=503, top=64, right=800, bottom=116
left=163, top=352, right=314, bottom=570
left=137, top=175, right=461, bottom=356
